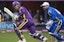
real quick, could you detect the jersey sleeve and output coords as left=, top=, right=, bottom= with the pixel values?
left=48, top=8, right=57, bottom=21
left=20, top=6, right=28, bottom=20
left=49, top=8, right=62, bottom=21
left=20, top=6, right=28, bottom=14
left=51, top=10, right=56, bottom=20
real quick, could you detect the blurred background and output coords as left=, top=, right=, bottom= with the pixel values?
left=0, top=1, right=64, bottom=32
left=0, top=1, right=64, bottom=42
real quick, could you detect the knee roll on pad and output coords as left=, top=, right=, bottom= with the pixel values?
left=29, top=33, right=39, bottom=36
left=29, top=33, right=40, bottom=38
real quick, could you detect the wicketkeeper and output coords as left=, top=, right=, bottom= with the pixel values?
left=41, top=2, right=64, bottom=41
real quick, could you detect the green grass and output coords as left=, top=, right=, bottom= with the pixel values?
left=0, top=32, right=64, bottom=42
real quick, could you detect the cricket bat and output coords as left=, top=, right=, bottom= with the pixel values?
left=4, top=7, right=18, bottom=20
left=4, top=7, right=14, bottom=17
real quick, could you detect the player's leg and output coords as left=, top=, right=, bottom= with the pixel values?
left=28, top=25, right=47, bottom=42
left=50, top=31, right=64, bottom=42
left=57, top=31, right=64, bottom=40
left=14, top=29, right=26, bottom=42
left=49, top=21, right=64, bottom=41
left=13, top=23, right=26, bottom=42
left=14, top=27, right=24, bottom=40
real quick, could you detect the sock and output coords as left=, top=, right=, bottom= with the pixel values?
left=34, top=33, right=45, bottom=41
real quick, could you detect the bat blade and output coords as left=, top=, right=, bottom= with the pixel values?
left=4, top=7, right=14, bottom=17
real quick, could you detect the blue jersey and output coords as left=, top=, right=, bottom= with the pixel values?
left=47, top=6, right=64, bottom=21
left=47, top=7, right=64, bottom=40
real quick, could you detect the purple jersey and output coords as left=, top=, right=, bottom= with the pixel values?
left=13, top=1, right=46, bottom=41
left=19, top=6, right=33, bottom=20
left=16, top=6, right=35, bottom=30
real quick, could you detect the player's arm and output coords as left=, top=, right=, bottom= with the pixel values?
left=4, top=7, right=19, bottom=20
left=21, top=7, right=28, bottom=22
left=46, top=9, right=56, bottom=30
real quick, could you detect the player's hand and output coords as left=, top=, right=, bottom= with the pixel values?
left=46, top=20, right=53, bottom=25
left=23, top=19, right=27, bottom=22
left=13, top=15, right=19, bottom=20
left=46, top=20, right=53, bottom=30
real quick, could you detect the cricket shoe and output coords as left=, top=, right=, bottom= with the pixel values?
left=43, top=37, right=48, bottom=42
left=18, top=39, right=26, bottom=42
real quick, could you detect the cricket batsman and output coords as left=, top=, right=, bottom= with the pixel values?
left=12, top=1, right=47, bottom=42
left=41, top=2, right=64, bottom=41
